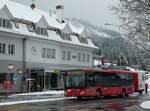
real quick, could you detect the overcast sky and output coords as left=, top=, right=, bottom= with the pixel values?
left=64, top=0, right=118, bottom=29
left=11, top=0, right=119, bottom=30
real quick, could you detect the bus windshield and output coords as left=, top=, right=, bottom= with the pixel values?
left=66, top=74, right=85, bottom=88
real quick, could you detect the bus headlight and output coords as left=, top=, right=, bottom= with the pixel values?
left=80, top=91, right=85, bottom=95
left=67, top=89, right=71, bottom=92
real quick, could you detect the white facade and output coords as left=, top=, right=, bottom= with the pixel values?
left=0, top=0, right=97, bottom=91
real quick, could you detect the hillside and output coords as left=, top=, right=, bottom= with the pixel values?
left=67, top=18, right=149, bottom=69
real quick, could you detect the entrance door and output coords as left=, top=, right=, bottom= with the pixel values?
left=51, top=74, right=57, bottom=88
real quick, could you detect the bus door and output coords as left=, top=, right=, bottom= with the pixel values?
left=86, top=74, right=95, bottom=96
left=138, top=71, right=145, bottom=91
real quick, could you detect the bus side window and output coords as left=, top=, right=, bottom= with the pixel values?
left=87, top=74, right=95, bottom=88
left=95, top=75, right=102, bottom=86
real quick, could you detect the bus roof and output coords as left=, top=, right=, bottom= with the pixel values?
left=63, top=68, right=135, bottom=74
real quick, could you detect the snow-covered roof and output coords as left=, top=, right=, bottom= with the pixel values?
left=2, top=0, right=41, bottom=22
left=61, top=23, right=73, bottom=34
left=0, top=0, right=84, bottom=34
left=68, top=23, right=84, bottom=34
left=0, top=0, right=98, bottom=49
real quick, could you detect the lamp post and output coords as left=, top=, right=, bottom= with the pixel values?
left=28, top=58, right=31, bottom=93
left=43, top=59, right=46, bottom=91
left=28, top=66, right=31, bottom=93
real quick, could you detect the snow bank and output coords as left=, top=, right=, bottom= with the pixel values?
left=9, top=90, right=64, bottom=97
left=0, top=97, right=73, bottom=106
left=140, top=101, right=150, bottom=109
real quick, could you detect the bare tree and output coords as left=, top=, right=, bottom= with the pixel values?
left=112, top=0, right=150, bottom=51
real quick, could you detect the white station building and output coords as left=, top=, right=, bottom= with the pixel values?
left=0, top=0, right=97, bottom=92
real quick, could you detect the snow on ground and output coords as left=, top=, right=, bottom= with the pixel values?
left=140, top=101, right=150, bottom=109
left=9, top=90, right=64, bottom=97
left=0, top=97, right=74, bottom=106
left=140, top=88, right=150, bottom=109
left=129, top=93, right=139, bottom=97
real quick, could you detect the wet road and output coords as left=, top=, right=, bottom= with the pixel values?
left=0, top=94, right=149, bottom=111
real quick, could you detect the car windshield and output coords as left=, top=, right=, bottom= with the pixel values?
left=66, top=74, right=85, bottom=88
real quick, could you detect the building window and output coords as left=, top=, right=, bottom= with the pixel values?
left=83, top=54, right=85, bottom=62
left=47, top=48, right=50, bottom=58
left=87, top=54, right=90, bottom=62
left=36, top=27, right=48, bottom=36
left=8, top=44, right=15, bottom=55
left=67, top=51, right=71, bottom=61
left=51, top=49, right=56, bottom=59
left=78, top=36, right=88, bottom=44
left=78, top=53, right=81, bottom=62
left=41, top=48, right=46, bottom=58
left=0, top=43, right=6, bottom=54
left=62, top=50, right=66, bottom=60
left=27, top=24, right=35, bottom=32
left=0, top=19, right=12, bottom=29
left=41, top=48, right=56, bottom=59
left=60, top=32, right=71, bottom=41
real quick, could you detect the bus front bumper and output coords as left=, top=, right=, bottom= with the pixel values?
left=64, top=89, right=86, bottom=97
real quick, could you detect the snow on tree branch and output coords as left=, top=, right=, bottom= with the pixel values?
left=112, top=0, right=150, bottom=51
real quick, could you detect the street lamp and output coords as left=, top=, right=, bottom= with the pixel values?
left=104, top=23, right=119, bottom=26
left=28, top=63, right=31, bottom=93
left=28, top=58, right=31, bottom=93
left=43, top=59, right=46, bottom=91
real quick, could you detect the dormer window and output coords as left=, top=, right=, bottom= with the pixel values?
left=60, top=32, right=71, bottom=41
left=78, top=36, right=88, bottom=44
left=36, top=27, right=48, bottom=36
left=0, top=19, right=12, bottom=29
left=27, top=24, right=34, bottom=32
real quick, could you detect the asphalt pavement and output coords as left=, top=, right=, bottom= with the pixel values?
left=0, top=92, right=149, bottom=111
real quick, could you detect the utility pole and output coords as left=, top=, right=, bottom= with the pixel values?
left=43, top=59, right=46, bottom=91
left=28, top=67, right=31, bottom=93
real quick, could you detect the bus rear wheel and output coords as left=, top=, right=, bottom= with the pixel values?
left=96, top=90, right=101, bottom=99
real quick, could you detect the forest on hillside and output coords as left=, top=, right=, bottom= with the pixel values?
left=68, top=18, right=150, bottom=70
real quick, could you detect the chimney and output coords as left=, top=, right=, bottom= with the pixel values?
left=30, top=0, right=36, bottom=10
left=56, top=4, right=64, bottom=23
left=30, top=3, right=36, bottom=9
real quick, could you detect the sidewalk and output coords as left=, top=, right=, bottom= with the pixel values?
left=140, top=89, right=150, bottom=110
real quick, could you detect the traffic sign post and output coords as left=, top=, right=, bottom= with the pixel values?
left=8, top=64, right=14, bottom=70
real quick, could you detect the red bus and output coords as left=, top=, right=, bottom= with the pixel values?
left=64, top=68, right=135, bottom=99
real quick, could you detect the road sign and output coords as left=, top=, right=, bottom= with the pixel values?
left=8, top=64, right=14, bottom=70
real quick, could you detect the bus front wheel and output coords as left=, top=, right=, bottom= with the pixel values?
left=96, top=90, right=101, bottom=99
left=122, top=90, right=127, bottom=98
left=77, top=96, right=82, bottom=100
